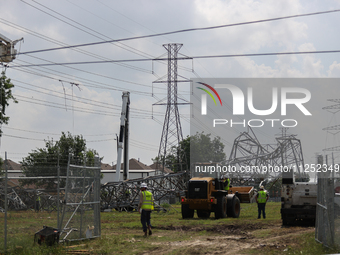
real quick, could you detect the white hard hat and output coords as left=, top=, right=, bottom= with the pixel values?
left=260, top=186, right=264, bottom=190
left=141, top=183, right=147, bottom=188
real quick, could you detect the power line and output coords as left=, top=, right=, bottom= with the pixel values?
left=12, top=89, right=186, bottom=119
left=2, top=126, right=118, bottom=137
left=14, top=56, right=188, bottom=94
left=11, top=63, right=154, bottom=96
left=9, top=49, right=340, bottom=68
left=18, top=0, right=189, bottom=76
left=23, top=0, right=157, bottom=60
left=0, top=18, right=153, bottom=74
left=11, top=78, right=173, bottom=117
left=93, top=0, right=178, bottom=50
left=14, top=9, right=340, bottom=56
left=12, top=58, right=188, bottom=97
left=2, top=134, right=46, bottom=142
left=130, top=138, right=158, bottom=149
left=2, top=126, right=159, bottom=150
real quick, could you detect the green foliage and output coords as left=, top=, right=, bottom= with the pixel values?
left=295, top=172, right=310, bottom=182
left=265, top=178, right=282, bottom=195
left=153, top=132, right=226, bottom=173
left=0, top=157, right=3, bottom=176
left=0, top=71, right=17, bottom=135
left=189, top=132, right=226, bottom=164
left=161, top=203, right=170, bottom=209
left=20, top=132, right=99, bottom=189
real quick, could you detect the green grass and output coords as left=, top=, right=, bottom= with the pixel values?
left=0, top=203, right=339, bottom=254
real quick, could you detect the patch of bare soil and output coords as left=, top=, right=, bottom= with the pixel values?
left=147, top=223, right=315, bottom=255
left=155, top=223, right=263, bottom=235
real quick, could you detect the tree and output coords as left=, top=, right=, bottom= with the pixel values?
left=153, top=132, right=226, bottom=173
left=0, top=157, right=4, bottom=176
left=265, top=178, right=282, bottom=198
left=20, top=132, right=100, bottom=189
left=295, top=172, right=310, bottom=182
left=189, top=132, right=226, bottom=164
left=0, top=71, right=17, bottom=135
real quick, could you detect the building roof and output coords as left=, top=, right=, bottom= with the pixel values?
left=5, top=159, right=22, bottom=170
left=5, top=179, right=20, bottom=187
left=4, top=160, right=116, bottom=171
left=3, top=159, right=157, bottom=172
left=101, top=169, right=155, bottom=173
left=101, top=163, right=113, bottom=170
left=112, top=158, right=152, bottom=170
left=149, top=163, right=173, bottom=174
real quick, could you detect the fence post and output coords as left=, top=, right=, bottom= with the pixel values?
left=4, top=152, right=8, bottom=251
left=57, top=149, right=60, bottom=230
left=94, top=156, right=101, bottom=236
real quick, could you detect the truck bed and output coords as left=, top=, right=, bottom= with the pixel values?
left=229, top=186, right=255, bottom=203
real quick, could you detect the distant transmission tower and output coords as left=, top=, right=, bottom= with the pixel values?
left=322, top=99, right=340, bottom=164
left=153, top=43, right=190, bottom=172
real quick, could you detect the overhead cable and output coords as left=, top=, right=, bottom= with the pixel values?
left=14, top=9, right=340, bottom=56
left=9, top=49, right=340, bottom=68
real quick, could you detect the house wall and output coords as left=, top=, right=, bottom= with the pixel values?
left=6, top=170, right=25, bottom=178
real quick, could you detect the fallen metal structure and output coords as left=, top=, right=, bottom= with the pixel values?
left=0, top=171, right=188, bottom=213
left=225, top=128, right=305, bottom=186
left=0, top=183, right=62, bottom=212
left=101, top=171, right=188, bottom=211
left=0, top=129, right=305, bottom=213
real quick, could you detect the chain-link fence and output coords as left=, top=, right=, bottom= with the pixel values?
left=315, top=165, right=340, bottom=249
left=1, top=152, right=102, bottom=251
left=59, top=156, right=101, bottom=242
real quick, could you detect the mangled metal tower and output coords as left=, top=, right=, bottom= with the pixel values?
left=225, top=127, right=305, bottom=183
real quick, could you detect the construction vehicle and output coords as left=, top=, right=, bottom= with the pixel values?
left=181, top=163, right=253, bottom=219
left=0, top=33, right=23, bottom=63
left=281, top=169, right=317, bottom=225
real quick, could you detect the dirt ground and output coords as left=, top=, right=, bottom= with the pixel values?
left=143, top=222, right=315, bottom=254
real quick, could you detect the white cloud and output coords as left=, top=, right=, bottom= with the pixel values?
left=327, top=61, right=340, bottom=77
left=1, top=0, right=340, bottom=167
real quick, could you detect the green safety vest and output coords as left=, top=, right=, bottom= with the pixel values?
left=224, top=179, right=230, bottom=191
left=141, top=191, right=153, bottom=210
left=257, top=190, right=267, bottom=203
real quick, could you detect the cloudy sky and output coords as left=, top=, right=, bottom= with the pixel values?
left=1, top=0, right=340, bottom=168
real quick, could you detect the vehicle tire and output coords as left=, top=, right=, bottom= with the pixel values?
left=227, top=195, right=240, bottom=218
left=215, top=196, right=227, bottom=219
left=197, top=210, right=211, bottom=219
left=182, top=204, right=194, bottom=219
left=282, top=213, right=291, bottom=226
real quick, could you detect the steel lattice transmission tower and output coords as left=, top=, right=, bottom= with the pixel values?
left=153, top=43, right=190, bottom=172
left=323, top=99, right=340, bottom=153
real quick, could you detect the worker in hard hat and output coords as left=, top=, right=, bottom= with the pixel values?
left=137, top=183, right=154, bottom=237
left=256, top=186, right=269, bottom=219
left=222, top=175, right=230, bottom=193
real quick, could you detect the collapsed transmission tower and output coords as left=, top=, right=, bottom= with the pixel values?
left=225, top=127, right=305, bottom=184
left=153, top=43, right=190, bottom=172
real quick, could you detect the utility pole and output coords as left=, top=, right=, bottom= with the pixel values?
left=153, top=43, right=190, bottom=173
left=115, top=91, right=130, bottom=182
